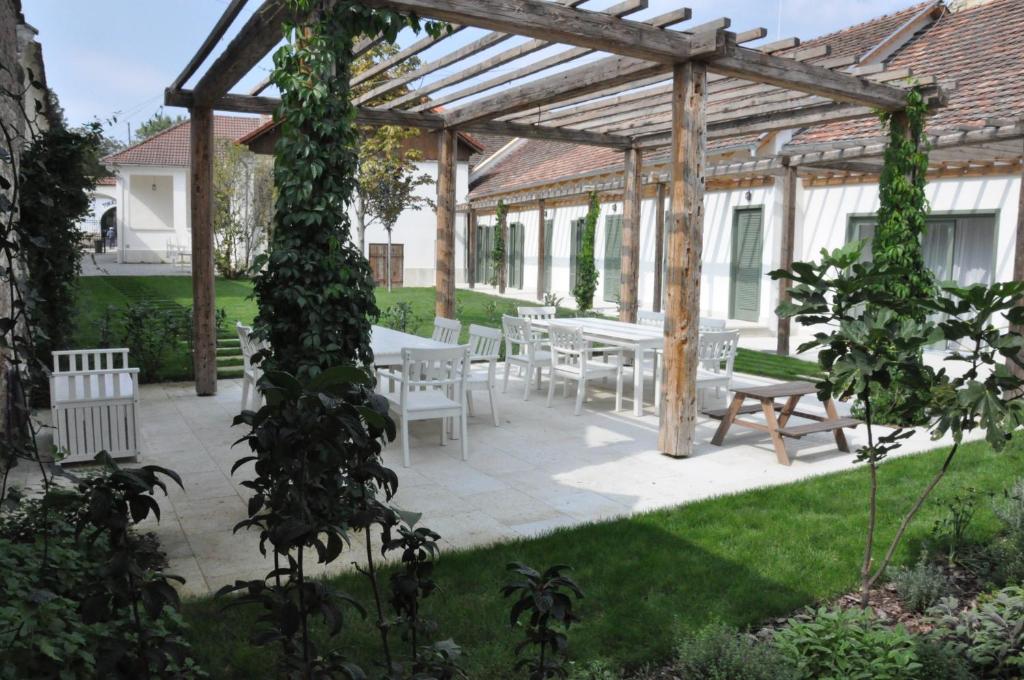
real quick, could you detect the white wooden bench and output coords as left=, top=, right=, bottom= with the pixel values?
left=50, top=349, right=140, bottom=465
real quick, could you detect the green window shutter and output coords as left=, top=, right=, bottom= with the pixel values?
left=507, top=222, right=525, bottom=289
left=730, top=207, right=763, bottom=322
left=570, top=218, right=585, bottom=289
left=603, top=215, right=622, bottom=303
left=543, top=219, right=553, bottom=293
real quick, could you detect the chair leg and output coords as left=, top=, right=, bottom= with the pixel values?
left=547, top=373, right=556, bottom=407
left=574, top=377, right=586, bottom=416
left=401, top=417, right=411, bottom=468
left=240, top=377, right=250, bottom=413
left=503, top=361, right=511, bottom=393
left=523, top=359, right=533, bottom=401
left=467, top=390, right=476, bottom=416
left=460, top=405, right=469, bottom=461
left=655, top=355, right=663, bottom=411
left=615, top=366, right=623, bottom=412
left=441, top=417, right=447, bottom=446
left=488, top=384, right=500, bottom=426
left=536, top=366, right=542, bottom=390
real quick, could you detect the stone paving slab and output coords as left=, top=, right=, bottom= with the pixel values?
left=10, top=366, right=964, bottom=598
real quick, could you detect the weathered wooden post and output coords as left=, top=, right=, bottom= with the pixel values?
left=658, top=61, right=706, bottom=457
left=436, top=128, right=457, bottom=318
left=536, top=198, right=546, bottom=300
left=189, top=106, right=217, bottom=396
left=776, top=161, right=797, bottom=356
left=653, top=182, right=666, bottom=313
left=468, top=206, right=477, bottom=289
left=620, top=147, right=642, bottom=322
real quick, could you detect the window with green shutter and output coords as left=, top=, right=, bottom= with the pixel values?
left=508, top=221, right=525, bottom=289
left=603, top=214, right=622, bottom=303
left=729, top=207, right=764, bottom=322
left=569, top=217, right=585, bottom=290
left=543, top=218, right=553, bottom=293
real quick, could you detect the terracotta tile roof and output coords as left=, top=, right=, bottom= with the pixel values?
left=102, top=115, right=263, bottom=167
left=95, top=176, right=116, bottom=186
left=789, top=0, right=1024, bottom=146
left=472, top=0, right=1023, bottom=198
left=468, top=132, right=515, bottom=168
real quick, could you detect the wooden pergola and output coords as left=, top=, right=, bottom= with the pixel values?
left=167, top=0, right=942, bottom=456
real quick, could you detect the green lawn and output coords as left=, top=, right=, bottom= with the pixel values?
left=73, top=277, right=820, bottom=382
left=181, top=437, right=1023, bottom=678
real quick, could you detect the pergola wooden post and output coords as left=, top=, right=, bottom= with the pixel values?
left=659, top=61, right=707, bottom=457
left=652, top=182, right=666, bottom=313
left=776, top=161, right=798, bottom=356
left=467, top=207, right=477, bottom=289
left=619, top=147, right=642, bottom=322
left=436, top=128, right=457, bottom=318
left=536, top=198, right=546, bottom=300
left=189, top=106, right=217, bottom=396
left=1010, top=164, right=1024, bottom=378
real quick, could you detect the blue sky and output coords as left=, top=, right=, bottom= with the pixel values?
left=23, top=0, right=915, bottom=143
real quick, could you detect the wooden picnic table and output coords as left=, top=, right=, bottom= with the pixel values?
left=706, top=380, right=861, bottom=466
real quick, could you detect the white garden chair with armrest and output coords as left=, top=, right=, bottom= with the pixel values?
left=236, top=321, right=269, bottom=412
left=652, top=330, right=740, bottom=410
left=378, top=345, right=470, bottom=468
left=465, top=324, right=502, bottom=427
left=501, top=314, right=550, bottom=400
left=546, top=323, right=624, bottom=416
left=431, top=316, right=462, bottom=344
left=50, top=349, right=140, bottom=465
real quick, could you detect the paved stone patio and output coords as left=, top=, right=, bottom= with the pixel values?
left=18, top=367, right=959, bottom=598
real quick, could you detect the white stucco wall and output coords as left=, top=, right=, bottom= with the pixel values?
left=115, top=165, right=189, bottom=263
left=359, top=160, right=470, bottom=287
left=467, top=172, right=1021, bottom=327
left=78, top=188, right=117, bottom=236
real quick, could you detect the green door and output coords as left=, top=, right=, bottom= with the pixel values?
left=508, top=222, right=525, bottom=289
left=603, top=215, right=622, bottom=303
left=730, top=207, right=763, bottom=322
left=569, top=218, right=585, bottom=290
left=543, top=219, right=553, bottom=293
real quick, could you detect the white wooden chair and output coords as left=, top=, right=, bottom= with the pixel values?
left=546, top=323, right=624, bottom=416
left=699, top=317, right=727, bottom=331
left=432, top=316, right=462, bottom=344
left=237, top=321, right=268, bottom=412
left=639, top=312, right=732, bottom=409
left=651, top=330, right=740, bottom=409
left=465, top=324, right=502, bottom=427
left=50, top=349, right=140, bottom=465
left=501, top=314, right=550, bottom=400
left=637, top=310, right=664, bottom=328
left=379, top=345, right=470, bottom=468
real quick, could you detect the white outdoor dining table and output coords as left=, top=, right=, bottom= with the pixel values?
left=531, top=317, right=663, bottom=416
left=370, top=325, right=452, bottom=368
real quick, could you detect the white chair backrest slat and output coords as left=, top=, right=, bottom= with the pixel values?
left=431, top=316, right=462, bottom=344
left=53, top=348, right=129, bottom=374
left=637, top=310, right=664, bottom=328
left=699, top=317, right=727, bottom=331
left=548, top=323, right=587, bottom=367
left=501, top=315, right=535, bottom=357
left=517, top=306, right=556, bottom=321
left=698, top=330, right=740, bottom=374
left=467, top=324, right=501, bottom=360
left=400, top=346, right=469, bottom=402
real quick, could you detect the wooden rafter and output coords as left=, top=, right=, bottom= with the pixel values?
left=170, top=0, right=250, bottom=92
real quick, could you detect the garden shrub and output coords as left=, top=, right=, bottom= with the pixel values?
left=887, top=554, right=951, bottom=613
left=991, top=478, right=1024, bottom=583
left=926, top=586, right=1024, bottom=678
left=120, top=301, right=185, bottom=382
left=673, top=623, right=798, bottom=680
left=379, top=301, right=424, bottom=334
left=913, top=637, right=973, bottom=680
left=491, top=199, right=507, bottom=291
left=772, top=606, right=921, bottom=680
left=572, top=191, right=600, bottom=313
left=931, top=488, right=981, bottom=567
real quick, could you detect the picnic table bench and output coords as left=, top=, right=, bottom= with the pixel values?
left=705, top=380, right=861, bottom=465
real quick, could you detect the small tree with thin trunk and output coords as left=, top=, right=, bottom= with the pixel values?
left=358, top=126, right=434, bottom=291
left=573, top=191, right=600, bottom=313
left=773, top=88, right=1024, bottom=608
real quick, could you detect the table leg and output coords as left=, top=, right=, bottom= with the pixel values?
left=633, top=344, right=644, bottom=416
left=777, top=394, right=801, bottom=428
left=824, top=398, right=849, bottom=452
left=711, top=393, right=745, bottom=446
left=760, top=398, right=791, bottom=466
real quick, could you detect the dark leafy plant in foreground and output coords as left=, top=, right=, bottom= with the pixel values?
left=926, top=585, right=1024, bottom=678
left=503, top=563, right=584, bottom=680
left=223, top=368, right=458, bottom=679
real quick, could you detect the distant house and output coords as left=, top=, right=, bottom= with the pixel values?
left=239, top=121, right=484, bottom=287
left=79, top=176, right=117, bottom=246
left=102, top=116, right=263, bottom=263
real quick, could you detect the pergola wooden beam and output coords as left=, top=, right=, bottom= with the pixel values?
left=536, top=199, right=546, bottom=300
left=776, top=162, right=797, bottom=356
left=189, top=107, right=217, bottom=395
left=190, top=0, right=294, bottom=106
left=620, top=147, right=642, bottom=322
left=351, top=25, right=466, bottom=87
left=170, top=0, right=249, bottom=92
left=357, top=0, right=726, bottom=63
left=436, top=129, right=457, bottom=318
left=406, top=4, right=691, bottom=114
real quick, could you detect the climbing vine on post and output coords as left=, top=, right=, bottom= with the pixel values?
left=866, top=87, right=934, bottom=426
left=491, top=199, right=507, bottom=292
left=573, top=191, right=600, bottom=313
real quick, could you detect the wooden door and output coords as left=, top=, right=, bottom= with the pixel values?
left=729, top=207, right=763, bottom=322
left=368, top=243, right=404, bottom=288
